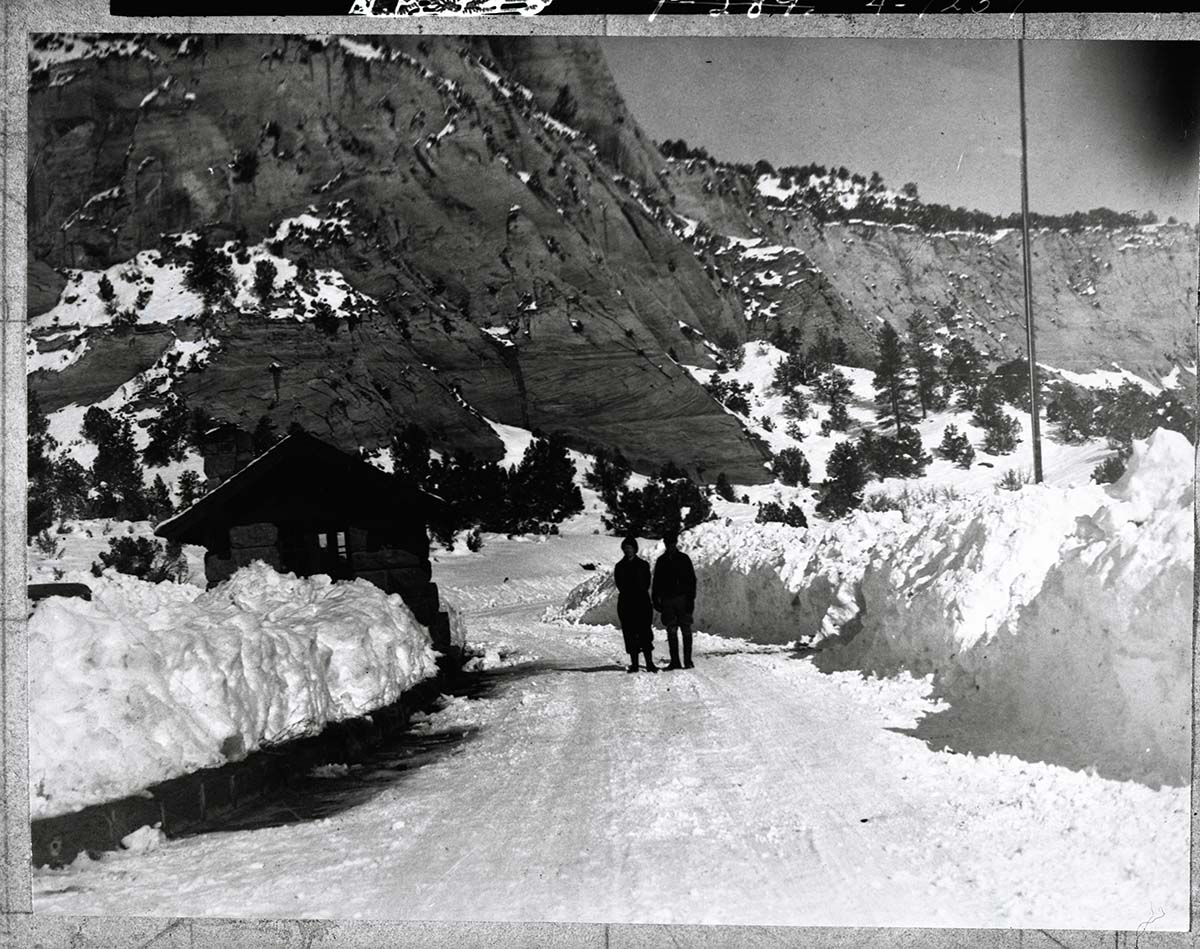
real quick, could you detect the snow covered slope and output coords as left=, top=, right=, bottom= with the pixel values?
left=28, top=518, right=207, bottom=586
left=28, top=562, right=445, bottom=818
left=571, top=429, right=1192, bottom=784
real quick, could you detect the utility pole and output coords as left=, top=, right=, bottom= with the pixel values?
left=1018, top=35, right=1044, bottom=484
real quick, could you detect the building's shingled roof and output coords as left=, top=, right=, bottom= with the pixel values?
left=155, top=430, right=441, bottom=544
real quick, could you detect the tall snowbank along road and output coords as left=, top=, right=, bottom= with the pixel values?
left=569, top=429, right=1192, bottom=785
left=29, top=561, right=453, bottom=819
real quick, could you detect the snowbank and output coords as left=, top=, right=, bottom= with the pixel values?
left=29, top=562, right=444, bottom=818
left=568, top=430, right=1193, bottom=784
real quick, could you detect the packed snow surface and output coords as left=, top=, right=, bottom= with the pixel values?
left=28, top=562, right=442, bottom=819
left=33, top=495, right=1188, bottom=928
left=573, top=429, right=1192, bottom=786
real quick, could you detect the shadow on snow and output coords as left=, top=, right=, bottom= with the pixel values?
left=181, top=658, right=629, bottom=836
left=787, top=645, right=1181, bottom=789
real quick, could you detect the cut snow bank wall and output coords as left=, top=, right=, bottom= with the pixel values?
left=29, top=562, right=447, bottom=819
left=569, top=430, right=1192, bottom=784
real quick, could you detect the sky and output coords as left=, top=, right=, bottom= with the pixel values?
left=600, top=39, right=1200, bottom=223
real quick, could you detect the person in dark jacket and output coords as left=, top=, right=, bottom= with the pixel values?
left=614, top=536, right=658, bottom=673
left=652, top=530, right=697, bottom=670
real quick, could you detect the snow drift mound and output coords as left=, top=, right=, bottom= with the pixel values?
left=549, top=569, right=617, bottom=624
left=29, top=562, right=446, bottom=819
left=568, top=430, right=1192, bottom=784
left=816, top=429, right=1193, bottom=785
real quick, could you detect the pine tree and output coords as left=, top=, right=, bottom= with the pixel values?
left=863, top=425, right=932, bottom=479
left=1092, top=452, right=1128, bottom=484
left=906, top=312, right=943, bottom=417
left=937, top=424, right=975, bottom=468
left=768, top=324, right=804, bottom=357
left=147, top=474, right=175, bottom=522
left=812, top=368, right=852, bottom=405
left=391, top=423, right=432, bottom=486
left=1045, top=382, right=1098, bottom=443
left=856, top=428, right=882, bottom=479
left=425, top=451, right=508, bottom=544
left=714, top=471, right=736, bottom=502
left=772, top=352, right=808, bottom=394
left=506, top=435, right=583, bottom=530
left=83, top=407, right=148, bottom=520
left=1093, top=380, right=1165, bottom=449
left=974, top=380, right=1022, bottom=454
left=585, top=449, right=632, bottom=510
left=312, top=301, right=340, bottom=336
left=183, top=234, right=235, bottom=309
left=143, top=396, right=192, bottom=467
left=705, top=374, right=752, bottom=415
left=715, top=331, right=744, bottom=370
left=53, top=457, right=91, bottom=518
left=873, top=323, right=919, bottom=434
left=820, top=392, right=852, bottom=435
left=27, top=389, right=57, bottom=537
left=816, top=441, right=869, bottom=518
left=91, top=536, right=186, bottom=583
left=177, top=470, right=203, bottom=509
left=188, top=405, right=217, bottom=449
left=602, top=462, right=712, bottom=537
left=943, top=337, right=987, bottom=410
left=782, top=389, right=811, bottom=422
left=830, top=335, right=848, bottom=364
left=772, top=447, right=811, bottom=487
left=991, top=357, right=1031, bottom=407
left=1151, top=387, right=1195, bottom=440
left=756, top=501, right=808, bottom=528
left=253, top=259, right=277, bottom=303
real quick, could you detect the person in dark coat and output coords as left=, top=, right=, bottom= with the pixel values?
left=614, top=536, right=658, bottom=673
left=652, top=530, right=697, bottom=670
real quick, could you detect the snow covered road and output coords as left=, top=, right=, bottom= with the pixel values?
left=34, top=574, right=1187, bottom=928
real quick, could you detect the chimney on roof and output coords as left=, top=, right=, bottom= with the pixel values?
left=201, top=421, right=256, bottom=484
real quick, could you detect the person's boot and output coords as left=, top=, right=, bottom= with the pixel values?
left=682, top=629, right=694, bottom=669
left=642, top=649, right=658, bottom=673
left=626, top=653, right=639, bottom=673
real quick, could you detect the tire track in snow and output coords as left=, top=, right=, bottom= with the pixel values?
left=369, top=622, right=630, bottom=921
left=687, top=652, right=936, bottom=925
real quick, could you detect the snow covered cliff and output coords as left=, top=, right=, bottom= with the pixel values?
left=570, top=429, right=1193, bottom=784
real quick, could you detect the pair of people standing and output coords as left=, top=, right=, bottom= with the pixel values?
left=613, top=531, right=696, bottom=674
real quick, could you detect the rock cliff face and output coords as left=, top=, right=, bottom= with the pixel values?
left=26, top=34, right=1195, bottom=488
left=665, top=159, right=1196, bottom=380
left=28, top=34, right=768, bottom=481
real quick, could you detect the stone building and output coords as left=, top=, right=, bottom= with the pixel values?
left=155, top=430, right=452, bottom=652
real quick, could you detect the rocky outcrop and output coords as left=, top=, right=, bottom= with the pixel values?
left=483, top=37, right=667, bottom=198
left=665, top=158, right=1196, bottom=380
left=28, top=34, right=771, bottom=481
